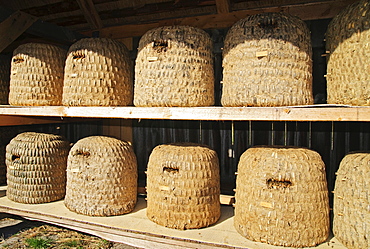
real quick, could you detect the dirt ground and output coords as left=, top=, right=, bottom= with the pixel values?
left=0, top=213, right=139, bottom=248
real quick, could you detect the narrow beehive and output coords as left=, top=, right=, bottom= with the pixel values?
left=146, top=143, right=220, bottom=229
left=0, top=54, right=10, bottom=105
left=222, top=12, right=313, bottom=107
left=8, top=43, right=66, bottom=106
left=134, top=26, right=214, bottom=107
left=326, top=0, right=370, bottom=105
left=5, top=132, right=70, bottom=204
left=63, top=38, right=133, bottom=106
left=234, top=146, right=330, bottom=247
left=333, top=152, right=370, bottom=249
left=64, top=136, right=137, bottom=216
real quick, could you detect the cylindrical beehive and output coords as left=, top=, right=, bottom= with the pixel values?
left=8, top=43, right=66, bottom=106
left=0, top=54, right=10, bottom=105
left=234, top=146, right=330, bottom=247
left=326, top=0, right=370, bottom=105
left=134, top=26, right=214, bottom=107
left=5, top=132, right=70, bottom=204
left=64, top=136, right=137, bottom=216
left=146, top=143, right=220, bottom=229
left=221, top=12, right=313, bottom=107
left=333, top=152, right=370, bottom=249
left=63, top=38, right=133, bottom=106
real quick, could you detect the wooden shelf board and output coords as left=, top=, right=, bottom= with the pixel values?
left=0, top=105, right=370, bottom=121
left=0, top=187, right=345, bottom=249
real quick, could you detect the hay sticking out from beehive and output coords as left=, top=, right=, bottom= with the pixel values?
left=8, top=43, right=66, bottom=106
left=234, top=146, right=330, bottom=247
left=63, top=38, right=133, bottom=106
left=64, top=136, right=137, bottom=216
left=5, top=132, right=70, bottom=204
left=134, top=26, right=214, bottom=107
left=333, top=152, right=370, bottom=248
left=0, top=55, right=10, bottom=105
left=146, top=143, right=220, bottom=229
left=221, top=12, right=313, bottom=107
left=326, top=0, right=370, bottom=105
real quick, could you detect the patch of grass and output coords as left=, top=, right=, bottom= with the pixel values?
left=62, top=239, right=81, bottom=247
left=25, top=237, right=53, bottom=249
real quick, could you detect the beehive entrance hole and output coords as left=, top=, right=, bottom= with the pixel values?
left=266, top=178, right=292, bottom=189
left=75, top=150, right=90, bottom=157
left=153, top=40, right=168, bottom=53
left=163, top=166, right=179, bottom=173
left=72, top=52, right=85, bottom=60
left=13, top=57, right=24, bottom=64
left=11, top=154, right=20, bottom=161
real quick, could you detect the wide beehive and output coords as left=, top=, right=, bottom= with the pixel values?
left=64, top=136, right=137, bottom=216
left=5, top=132, right=70, bottom=204
left=333, top=152, right=370, bottom=249
left=0, top=54, right=10, bottom=105
left=326, top=0, right=370, bottom=105
left=63, top=38, right=133, bottom=106
left=134, top=26, right=214, bottom=107
left=8, top=43, right=66, bottom=106
left=234, top=146, right=330, bottom=247
left=146, top=143, right=220, bottom=229
left=222, top=12, right=313, bottom=107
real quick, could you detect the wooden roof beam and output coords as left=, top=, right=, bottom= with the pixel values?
left=215, top=0, right=230, bottom=14
left=76, top=0, right=103, bottom=30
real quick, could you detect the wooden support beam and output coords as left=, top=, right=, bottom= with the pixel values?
left=76, top=0, right=103, bottom=30
left=0, top=11, right=37, bottom=52
left=215, top=0, right=230, bottom=14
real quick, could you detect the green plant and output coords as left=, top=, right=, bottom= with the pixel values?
left=25, top=237, right=53, bottom=249
left=63, top=239, right=79, bottom=247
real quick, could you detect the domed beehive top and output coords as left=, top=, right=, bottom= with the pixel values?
left=222, top=12, right=313, bottom=107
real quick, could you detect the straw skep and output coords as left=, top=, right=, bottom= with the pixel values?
left=222, top=12, right=313, bottom=107
left=0, top=55, right=10, bottom=105
left=8, top=43, right=66, bottom=106
left=64, top=136, right=137, bottom=216
left=234, top=146, right=330, bottom=247
left=5, top=132, right=70, bottom=204
left=333, top=152, right=370, bottom=249
left=326, top=0, right=370, bottom=105
left=134, top=26, right=214, bottom=107
left=146, top=143, right=220, bottom=229
left=63, top=38, right=133, bottom=106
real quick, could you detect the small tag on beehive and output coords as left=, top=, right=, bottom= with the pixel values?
left=159, top=185, right=170, bottom=191
left=147, top=57, right=158, bottom=62
left=260, top=201, right=273, bottom=209
left=70, top=73, right=78, bottom=78
left=70, top=168, right=79, bottom=173
left=256, top=51, right=268, bottom=58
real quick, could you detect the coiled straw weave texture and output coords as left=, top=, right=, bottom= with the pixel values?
left=0, top=55, right=10, bottom=105
left=8, top=43, right=66, bottom=106
left=333, top=152, right=370, bottom=249
left=5, top=132, right=70, bottom=204
left=134, top=26, right=214, bottom=107
left=64, top=136, right=137, bottom=216
left=326, top=0, right=370, bottom=105
left=63, top=38, right=133, bottom=106
left=222, top=12, right=313, bottom=107
left=234, top=146, right=329, bottom=247
left=146, top=143, right=220, bottom=229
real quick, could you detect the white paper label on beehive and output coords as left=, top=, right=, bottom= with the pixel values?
left=159, top=185, right=171, bottom=191
left=70, top=168, right=80, bottom=173
left=256, top=51, right=268, bottom=58
left=147, top=57, right=158, bottom=62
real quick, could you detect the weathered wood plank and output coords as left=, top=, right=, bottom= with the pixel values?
left=0, top=115, right=84, bottom=126
left=76, top=0, right=103, bottom=30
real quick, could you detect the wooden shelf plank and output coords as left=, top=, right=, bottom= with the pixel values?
left=0, top=105, right=370, bottom=122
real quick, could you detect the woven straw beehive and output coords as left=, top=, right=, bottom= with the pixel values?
left=63, top=38, right=133, bottom=106
left=5, top=132, right=70, bottom=204
left=134, top=26, right=214, bottom=107
left=222, top=12, right=313, bottom=107
left=64, top=136, right=137, bottom=216
left=234, top=146, right=330, bottom=247
left=0, top=55, right=10, bottom=105
left=326, top=0, right=370, bottom=105
left=146, top=143, right=220, bottom=229
left=8, top=43, right=66, bottom=106
left=333, top=152, right=370, bottom=249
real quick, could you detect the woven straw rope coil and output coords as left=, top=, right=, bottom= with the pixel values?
left=326, top=0, right=370, bottom=105
left=234, top=146, right=330, bottom=247
left=222, top=12, right=313, bottom=107
left=63, top=38, right=133, bottom=106
left=146, top=143, right=220, bottom=229
left=5, top=132, right=70, bottom=204
left=64, top=136, right=137, bottom=216
left=333, top=153, right=370, bottom=249
left=0, top=55, right=10, bottom=105
left=8, top=43, right=66, bottom=106
left=134, top=26, right=214, bottom=107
